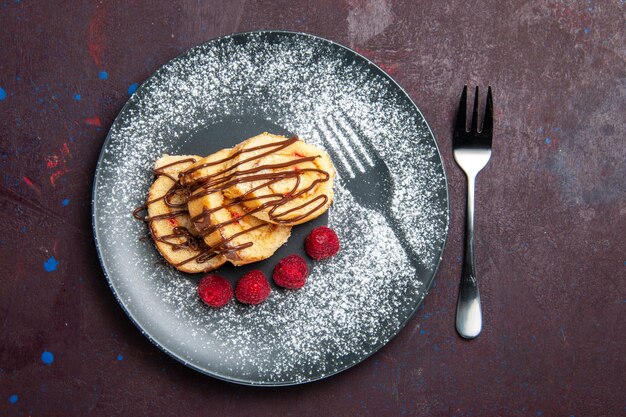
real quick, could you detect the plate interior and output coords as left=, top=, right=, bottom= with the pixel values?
left=93, top=31, right=448, bottom=386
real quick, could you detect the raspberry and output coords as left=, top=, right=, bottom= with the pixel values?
left=273, top=254, right=308, bottom=290
left=235, top=270, right=271, bottom=305
left=197, top=274, right=233, bottom=308
left=305, top=226, right=340, bottom=260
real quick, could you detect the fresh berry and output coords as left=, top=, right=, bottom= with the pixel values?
left=273, top=254, right=308, bottom=289
left=197, top=274, right=233, bottom=308
left=305, top=226, right=340, bottom=260
left=235, top=270, right=271, bottom=305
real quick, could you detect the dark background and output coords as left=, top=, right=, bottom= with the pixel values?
left=1, top=1, right=624, bottom=416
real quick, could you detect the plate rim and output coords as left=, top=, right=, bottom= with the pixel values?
left=91, top=29, right=450, bottom=386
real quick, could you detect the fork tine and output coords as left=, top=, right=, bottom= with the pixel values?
left=334, top=114, right=375, bottom=167
left=470, top=86, right=479, bottom=133
left=324, top=116, right=366, bottom=173
left=481, top=86, right=493, bottom=137
left=314, top=124, right=355, bottom=179
left=455, top=85, right=468, bottom=134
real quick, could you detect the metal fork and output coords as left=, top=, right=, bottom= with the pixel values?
left=453, top=86, right=493, bottom=339
left=314, top=112, right=425, bottom=278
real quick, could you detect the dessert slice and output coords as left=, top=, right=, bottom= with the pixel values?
left=182, top=148, right=292, bottom=266
left=222, top=132, right=335, bottom=225
left=146, top=155, right=226, bottom=273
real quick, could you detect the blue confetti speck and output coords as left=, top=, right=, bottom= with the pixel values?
left=117, top=354, right=124, bottom=361
left=21, top=226, right=27, bottom=233
left=8, top=394, right=18, bottom=404
left=545, top=138, right=551, bottom=144
left=62, top=198, right=70, bottom=207
left=553, top=127, right=559, bottom=132
left=128, top=82, right=138, bottom=95
left=74, top=94, right=81, bottom=100
left=43, top=257, right=59, bottom=272
left=99, top=70, right=108, bottom=80
left=41, top=351, right=54, bottom=365
left=583, top=28, right=590, bottom=34
left=420, top=329, right=426, bottom=335
left=0, top=88, right=7, bottom=100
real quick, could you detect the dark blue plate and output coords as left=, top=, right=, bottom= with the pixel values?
left=92, top=31, right=448, bottom=386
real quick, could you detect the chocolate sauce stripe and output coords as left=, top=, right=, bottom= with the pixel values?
left=135, top=137, right=332, bottom=268
left=155, top=157, right=198, bottom=172
left=146, top=210, right=188, bottom=222
left=182, top=137, right=298, bottom=178
left=139, top=157, right=224, bottom=267
left=187, top=156, right=321, bottom=196
left=210, top=222, right=269, bottom=252
left=192, top=199, right=273, bottom=237
left=188, top=167, right=329, bottom=218
left=270, top=194, right=328, bottom=221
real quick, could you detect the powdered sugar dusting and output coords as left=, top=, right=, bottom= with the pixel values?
left=93, top=32, right=448, bottom=385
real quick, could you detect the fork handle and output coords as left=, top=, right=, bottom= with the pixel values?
left=456, top=174, right=483, bottom=339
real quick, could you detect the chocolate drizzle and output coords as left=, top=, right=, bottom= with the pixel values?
left=133, top=157, right=217, bottom=267
left=134, top=137, right=331, bottom=267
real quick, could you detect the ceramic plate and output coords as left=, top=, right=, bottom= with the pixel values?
left=92, top=31, right=448, bottom=386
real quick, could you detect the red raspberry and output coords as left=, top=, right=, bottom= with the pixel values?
left=273, top=254, right=308, bottom=290
left=235, top=270, right=271, bottom=305
left=197, top=274, right=233, bottom=308
left=305, top=226, right=340, bottom=260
